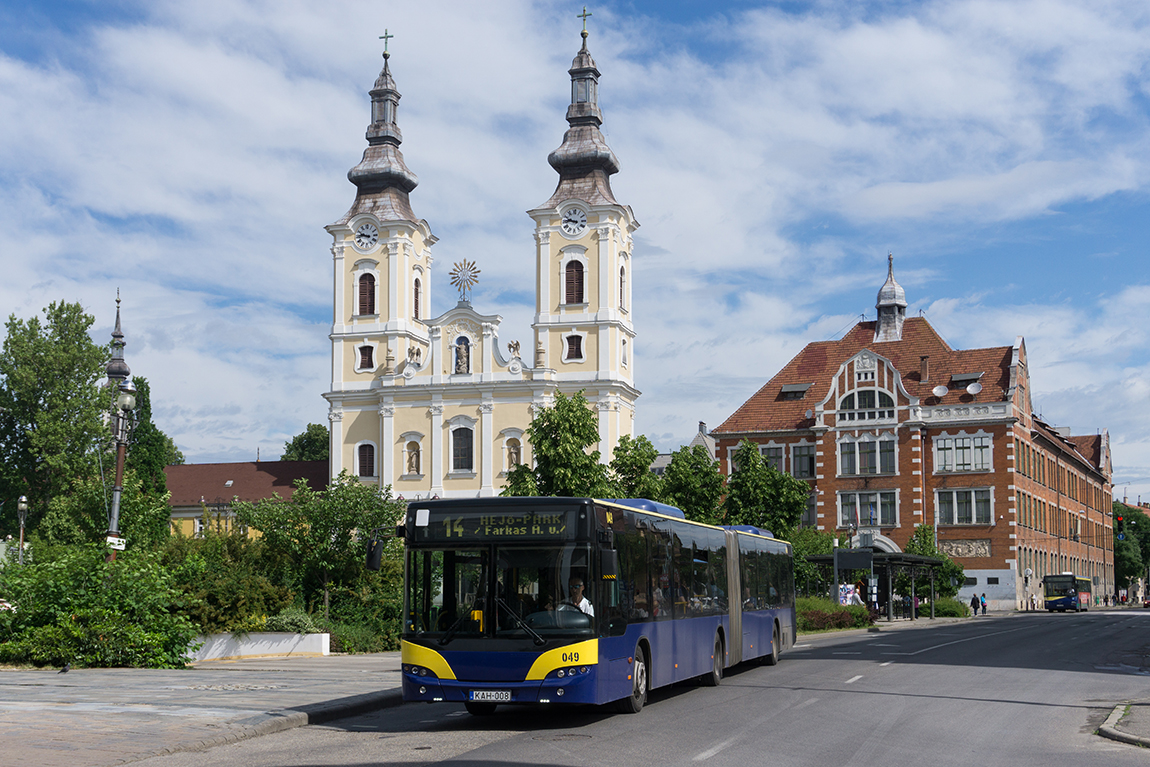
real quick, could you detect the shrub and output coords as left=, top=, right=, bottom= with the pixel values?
left=923, top=597, right=970, bottom=617
left=266, top=607, right=322, bottom=634
left=796, top=596, right=876, bottom=632
left=328, top=620, right=399, bottom=654
left=0, top=546, right=199, bottom=668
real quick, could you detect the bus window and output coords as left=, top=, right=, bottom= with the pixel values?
left=651, top=521, right=672, bottom=620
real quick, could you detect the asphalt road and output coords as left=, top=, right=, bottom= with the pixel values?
left=131, top=612, right=1150, bottom=767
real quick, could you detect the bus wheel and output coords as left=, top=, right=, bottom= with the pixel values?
left=762, top=624, right=780, bottom=666
left=702, top=636, right=722, bottom=687
left=615, top=650, right=647, bottom=714
left=465, top=701, right=497, bottom=716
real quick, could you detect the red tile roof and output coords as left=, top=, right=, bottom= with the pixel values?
left=164, top=461, right=329, bottom=507
left=714, top=318, right=1014, bottom=434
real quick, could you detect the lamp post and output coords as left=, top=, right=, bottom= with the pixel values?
left=16, top=495, right=28, bottom=565
left=103, top=292, right=136, bottom=562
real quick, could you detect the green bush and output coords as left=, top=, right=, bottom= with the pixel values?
left=266, top=607, right=322, bottom=634
left=796, top=596, right=876, bottom=632
left=922, top=597, right=970, bottom=617
left=328, top=620, right=398, bottom=654
left=0, top=546, right=199, bottom=668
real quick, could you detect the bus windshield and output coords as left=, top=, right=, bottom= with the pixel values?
left=406, top=544, right=596, bottom=642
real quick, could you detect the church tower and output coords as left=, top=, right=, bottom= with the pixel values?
left=528, top=25, right=640, bottom=451
left=325, top=47, right=437, bottom=479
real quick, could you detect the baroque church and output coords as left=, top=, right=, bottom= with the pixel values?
left=323, top=28, right=638, bottom=498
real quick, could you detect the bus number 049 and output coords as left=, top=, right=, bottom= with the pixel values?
left=561, top=651, right=579, bottom=663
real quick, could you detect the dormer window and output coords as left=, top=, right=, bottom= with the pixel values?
left=780, top=383, right=812, bottom=401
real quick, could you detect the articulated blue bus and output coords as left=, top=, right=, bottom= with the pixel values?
left=1042, top=573, right=1091, bottom=612
left=389, top=497, right=795, bottom=715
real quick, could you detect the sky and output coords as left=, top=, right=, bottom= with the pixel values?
left=1, top=0, right=1148, bottom=501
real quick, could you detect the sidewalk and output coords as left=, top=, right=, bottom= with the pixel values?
left=0, top=652, right=403, bottom=767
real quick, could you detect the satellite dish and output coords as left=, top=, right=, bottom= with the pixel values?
left=805, top=409, right=813, bottom=419
left=966, top=382, right=983, bottom=395
left=931, top=385, right=947, bottom=398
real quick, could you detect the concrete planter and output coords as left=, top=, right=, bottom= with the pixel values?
left=189, top=632, right=330, bottom=662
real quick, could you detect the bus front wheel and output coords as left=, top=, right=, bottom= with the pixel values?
left=615, top=650, right=647, bottom=714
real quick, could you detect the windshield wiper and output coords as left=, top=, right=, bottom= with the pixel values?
left=438, top=598, right=481, bottom=646
left=496, top=596, right=546, bottom=646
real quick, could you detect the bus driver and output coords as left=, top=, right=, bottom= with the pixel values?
left=560, top=578, right=595, bottom=617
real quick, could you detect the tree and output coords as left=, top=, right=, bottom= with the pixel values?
left=895, top=524, right=964, bottom=600
left=661, top=444, right=724, bottom=524
left=38, top=468, right=171, bottom=550
left=784, top=526, right=839, bottom=594
left=281, top=423, right=330, bottom=462
left=724, top=440, right=810, bottom=536
left=127, top=377, right=184, bottom=496
left=608, top=434, right=662, bottom=500
left=234, top=471, right=404, bottom=621
left=501, top=390, right=609, bottom=497
left=0, top=302, right=109, bottom=536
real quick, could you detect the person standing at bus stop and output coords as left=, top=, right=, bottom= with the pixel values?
left=970, top=593, right=980, bottom=617
left=980, top=593, right=987, bottom=615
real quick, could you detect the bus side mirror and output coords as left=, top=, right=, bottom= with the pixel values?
left=366, top=538, right=384, bottom=571
left=601, top=549, right=619, bottom=579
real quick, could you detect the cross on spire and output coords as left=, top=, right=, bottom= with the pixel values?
left=379, top=29, right=393, bottom=58
left=578, top=6, right=592, bottom=33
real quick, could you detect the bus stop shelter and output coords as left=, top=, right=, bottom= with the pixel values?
left=805, top=551, right=947, bottom=621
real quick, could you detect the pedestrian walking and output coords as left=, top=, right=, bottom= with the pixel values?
left=980, top=593, right=987, bottom=615
left=970, top=593, right=980, bottom=617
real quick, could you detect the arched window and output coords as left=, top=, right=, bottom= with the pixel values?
left=838, top=390, right=895, bottom=420
left=359, top=345, right=374, bottom=370
left=619, top=265, right=626, bottom=309
left=452, top=427, right=474, bottom=471
left=565, top=261, right=584, bottom=304
left=413, top=278, right=421, bottom=320
left=358, top=443, right=375, bottom=477
left=405, top=441, right=421, bottom=475
left=358, top=273, right=376, bottom=315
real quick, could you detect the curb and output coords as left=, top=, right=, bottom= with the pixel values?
left=116, top=688, right=405, bottom=763
left=1098, top=704, right=1150, bottom=748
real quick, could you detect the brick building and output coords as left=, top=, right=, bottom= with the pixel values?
left=712, top=258, right=1113, bottom=610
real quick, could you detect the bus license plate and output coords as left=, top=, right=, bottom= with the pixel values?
left=470, top=690, right=511, bottom=702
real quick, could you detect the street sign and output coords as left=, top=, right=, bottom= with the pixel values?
left=106, top=536, right=126, bottom=551
left=1117, top=533, right=1125, bottom=540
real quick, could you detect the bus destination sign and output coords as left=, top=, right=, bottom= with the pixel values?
left=413, top=510, right=576, bottom=541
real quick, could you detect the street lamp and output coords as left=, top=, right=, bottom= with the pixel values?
left=106, top=379, right=137, bottom=561
left=16, top=495, right=28, bottom=565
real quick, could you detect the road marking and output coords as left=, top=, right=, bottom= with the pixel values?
left=833, top=652, right=861, bottom=655
left=794, top=697, right=820, bottom=709
left=880, top=661, right=893, bottom=667
left=793, top=643, right=812, bottom=648
left=845, top=675, right=863, bottom=684
left=880, top=625, right=1029, bottom=656
left=694, top=734, right=741, bottom=761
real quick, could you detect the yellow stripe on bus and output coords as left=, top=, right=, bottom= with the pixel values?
left=401, top=640, right=457, bottom=680
left=524, top=639, right=599, bottom=680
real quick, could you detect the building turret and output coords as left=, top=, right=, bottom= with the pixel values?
left=875, top=254, right=907, bottom=342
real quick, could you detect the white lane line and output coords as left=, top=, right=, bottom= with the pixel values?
left=794, top=697, right=820, bottom=709
left=845, top=675, right=863, bottom=684
left=880, top=625, right=1029, bottom=656
left=694, top=734, right=741, bottom=761
left=793, top=643, right=812, bottom=648
left=880, top=661, right=893, bottom=667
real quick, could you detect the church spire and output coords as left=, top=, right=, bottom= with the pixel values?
left=539, top=15, right=621, bottom=209
left=341, top=35, right=419, bottom=223
left=874, top=253, right=908, bottom=343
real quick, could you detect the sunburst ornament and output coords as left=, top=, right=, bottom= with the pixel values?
left=449, top=259, right=481, bottom=302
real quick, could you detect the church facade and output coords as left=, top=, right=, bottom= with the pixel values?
left=323, top=30, right=638, bottom=498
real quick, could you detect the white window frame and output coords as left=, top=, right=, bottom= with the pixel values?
left=838, top=490, right=899, bottom=528
left=934, top=430, right=993, bottom=474
left=759, top=442, right=785, bottom=472
left=354, top=440, right=378, bottom=478
left=447, top=415, right=477, bottom=476
left=562, top=329, right=587, bottom=363
left=791, top=442, right=816, bottom=479
left=352, top=259, right=380, bottom=318
left=935, top=487, right=994, bottom=526
left=355, top=340, right=378, bottom=373
left=838, top=432, right=897, bottom=476
left=558, top=246, right=589, bottom=306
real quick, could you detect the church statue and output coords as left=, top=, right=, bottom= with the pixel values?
left=455, top=338, right=470, bottom=374
left=508, top=340, right=521, bottom=358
